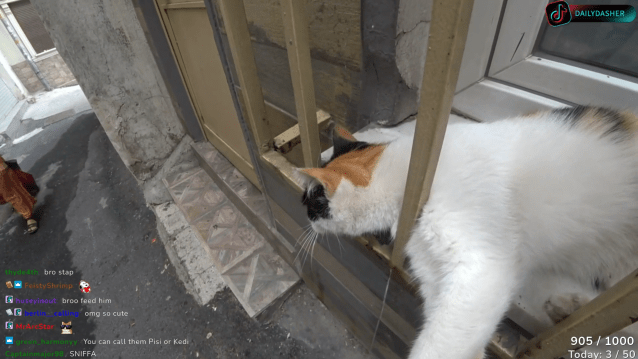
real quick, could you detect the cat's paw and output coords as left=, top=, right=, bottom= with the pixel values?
left=543, top=293, right=591, bottom=324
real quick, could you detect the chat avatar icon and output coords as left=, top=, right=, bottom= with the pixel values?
left=13, top=309, right=21, bottom=317
left=5, top=337, right=13, bottom=344
left=5, top=321, right=13, bottom=330
left=13, top=281, right=21, bottom=289
left=79, top=280, right=91, bottom=294
left=5, top=296, right=12, bottom=304
left=61, top=321, right=72, bottom=335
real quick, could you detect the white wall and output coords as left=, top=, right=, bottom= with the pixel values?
left=0, top=21, right=24, bottom=66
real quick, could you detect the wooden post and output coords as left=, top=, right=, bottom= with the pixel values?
left=280, top=0, right=321, bottom=167
left=216, top=0, right=271, bottom=153
left=390, top=0, right=475, bottom=267
left=517, top=267, right=638, bottom=359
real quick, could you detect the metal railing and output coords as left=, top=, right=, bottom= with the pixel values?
left=211, top=0, right=638, bottom=358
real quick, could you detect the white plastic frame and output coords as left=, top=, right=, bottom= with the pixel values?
left=454, top=0, right=638, bottom=122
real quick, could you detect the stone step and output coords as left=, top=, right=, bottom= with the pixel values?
left=163, top=145, right=299, bottom=317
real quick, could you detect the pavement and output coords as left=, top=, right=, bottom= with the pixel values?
left=0, top=85, right=92, bottom=146
left=0, top=88, right=372, bottom=358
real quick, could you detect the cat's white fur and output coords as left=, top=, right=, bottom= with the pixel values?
left=302, top=112, right=638, bottom=359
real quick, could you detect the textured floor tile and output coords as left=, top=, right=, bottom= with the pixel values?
left=207, top=218, right=264, bottom=273
left=170, top=145, right=300, bottom=317
left=209, top=150, right=234, bottom=177
left=164, top=167, right=201, bottom=189
left=223, top=246, right=298, bottom=315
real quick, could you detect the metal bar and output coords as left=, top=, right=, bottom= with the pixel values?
left=517, top=267, right=638, bottom=359
left=280, top=0, right=321, bottom=167
left=390, top=0, right=475, bottom=267
left=216, top=0, right=271, bottom=153
left=274, top=109, right=330, bottom=154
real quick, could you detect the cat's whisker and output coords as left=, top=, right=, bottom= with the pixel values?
left=303, top=232, right=318, bottom=270
left=310, top=234, right=318, bottom=271
left=301, top=232, right=314, bottom=269
left=335, top=233, right=344, bottom=257
left=293, top=229, right=314, bottom=265
left=302, top=234, right=312, bottom=269
left=298, top=224, right=312, bottom=240
left=295, top=226, right=313, bottom=249
left=300, top=230, right=316, bottom=268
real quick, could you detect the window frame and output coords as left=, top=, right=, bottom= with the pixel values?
left=0, top=2, right=57, bottom=61
left=454, top=0, right=638, bottom=122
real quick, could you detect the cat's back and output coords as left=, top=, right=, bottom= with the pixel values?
left=425, top=108, right=638, bottom=272
left=490, top=107, right=638, bottom=272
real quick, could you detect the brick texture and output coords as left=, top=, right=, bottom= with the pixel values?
left=11, top=52, right=77, bottom=93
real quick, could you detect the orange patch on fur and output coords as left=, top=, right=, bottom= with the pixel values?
left=578, top=108, right=615, bottom=133
left=620, top=111, right=638, bottom=134
left=521, top=110, right=542, bottom=118
left=335, top=125, right=357, bottom=141
left=302, top=145, right=386, bottom=195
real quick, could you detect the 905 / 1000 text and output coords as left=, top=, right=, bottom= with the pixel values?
left=571, top=336, right=635, bottom=347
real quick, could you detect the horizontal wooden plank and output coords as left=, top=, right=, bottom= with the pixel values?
left=163, top=1, right=205, bottom=10
left=273, top=109, right=331, bottom=154
left=518, top=268, right=638, bottom=359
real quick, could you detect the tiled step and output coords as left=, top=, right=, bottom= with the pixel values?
left=163, top=149, right=299, bottom=317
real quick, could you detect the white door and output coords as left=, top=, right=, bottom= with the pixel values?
left=0, top=75, right=18, bottom=120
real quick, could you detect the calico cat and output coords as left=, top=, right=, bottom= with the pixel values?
left=296, top=106, right=638, bottom=359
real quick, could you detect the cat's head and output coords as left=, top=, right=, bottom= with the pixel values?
left=296, top=126, right=394, bottom=237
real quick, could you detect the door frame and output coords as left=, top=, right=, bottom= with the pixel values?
left=133, top=0, right=206, bottom=143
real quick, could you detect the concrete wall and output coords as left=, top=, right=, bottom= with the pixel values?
left=358, top=0, right=432, bottom=126
left=29, top=0, right=433, bottom=193
left=31, top=0, right=191, bottom=204
left=396, top=0, right=432, bottom=91
left=220, top=0, right=433, bottom=129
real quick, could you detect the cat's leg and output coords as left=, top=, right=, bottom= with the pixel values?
left=406, top=220, right=520, bottom=359
left=543, top=293, right=591, bottom=324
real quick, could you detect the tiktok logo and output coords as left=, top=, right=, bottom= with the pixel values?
left=546, top=1, right=572, bottom=26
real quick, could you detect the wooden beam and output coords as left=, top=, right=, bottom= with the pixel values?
left=517, top=267, right=638, bottom=359
left=280, top=0, right=321, bottom=167
left=390, top=0, right=475, bottom=267
left=273, top=109, right=330, bottom=154
left=216, top=0, right=271, bottom=152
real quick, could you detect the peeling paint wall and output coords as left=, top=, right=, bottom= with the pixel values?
left=359, top=0, right=433, bottom=127
left=396, top=0, right=432, bottom=90
left=214, top=0, right=364, bottom=129
left=213, top=0, right=433, bottom=129
left=370, top=0, right=432, bottom=126
left=31, top=0, right=186, bottom=185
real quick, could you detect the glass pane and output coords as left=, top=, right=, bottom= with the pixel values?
left=535, top=0, right=638, bottom=77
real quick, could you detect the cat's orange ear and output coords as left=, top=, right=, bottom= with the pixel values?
left=334, top=125, right=357, bottom=141
left=332, top=124, right=358, bottom=157
left=299, top=168, right=340, bottom=196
